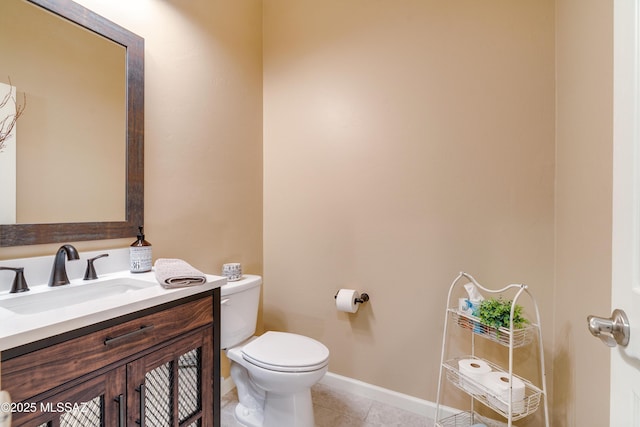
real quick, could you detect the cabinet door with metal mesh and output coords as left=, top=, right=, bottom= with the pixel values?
left=10, top=366, right=125, bottom=427
left=128, top=328, right=214, bottom=427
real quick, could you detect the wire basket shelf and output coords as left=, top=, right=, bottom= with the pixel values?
left=443, top=356, right=542, bottom=421
left=436, top=411, right=511, bottom=427
left=448, top=309, right=535, bottom=348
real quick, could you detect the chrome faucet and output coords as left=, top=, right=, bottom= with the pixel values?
left=48, top=244, right=80, bottom=287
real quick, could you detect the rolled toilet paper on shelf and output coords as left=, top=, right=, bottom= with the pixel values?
left=482, top=371, right=526, bottom=414
left=458, top=358, right=492, bottom=395
left=336, top=289, right=360, bottom=313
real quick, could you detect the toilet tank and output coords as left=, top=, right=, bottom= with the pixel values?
left=220, top=274, right=262, bottom=349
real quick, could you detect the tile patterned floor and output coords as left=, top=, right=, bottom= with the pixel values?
left=221, top=382, right=435, bottom=427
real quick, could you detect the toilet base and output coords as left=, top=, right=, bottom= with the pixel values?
left=234, top=389, right=314, bottom=427
left=263, top=389, right=314, bottom=427
left=234, top=402, right=262, bottom=427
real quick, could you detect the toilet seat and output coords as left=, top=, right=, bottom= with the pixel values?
left=242, top=331, right=329, bottom=373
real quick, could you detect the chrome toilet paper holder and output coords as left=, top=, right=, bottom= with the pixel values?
left=334, top=291, right=370, bottom=305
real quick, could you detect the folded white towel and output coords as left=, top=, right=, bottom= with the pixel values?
left=154, top=258, right=207, bottom=288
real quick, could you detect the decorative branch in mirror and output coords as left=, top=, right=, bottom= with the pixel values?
left=0, top=79, right=26, bottom=152
left=0, top=0, right=144, bottom=247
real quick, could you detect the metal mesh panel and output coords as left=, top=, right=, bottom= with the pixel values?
left=143, top=347, right=203, bottom=426
left=59, top=396, right=103, bottom=427
left=145, top=361, right=173, bottom=427
left=178, top=348, right=202, bottom=422
left=35, top=423, right=49, bottom=427
left=185, top=421, right=201, bottom=427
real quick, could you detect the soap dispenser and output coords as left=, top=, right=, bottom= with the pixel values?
left=130, top=226, right=152, bottom=273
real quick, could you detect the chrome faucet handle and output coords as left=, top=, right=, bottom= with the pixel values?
left=0, top=266, right=30, bottom=293
left=84, top=253, right=109, bottom=280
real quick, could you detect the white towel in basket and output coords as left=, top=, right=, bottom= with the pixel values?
left=154, top=258, right=207, bottom=288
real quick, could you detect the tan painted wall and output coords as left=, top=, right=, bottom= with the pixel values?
left=263, top=1, right=555, bottom=422
left=554, top=0, right=613, bottom=425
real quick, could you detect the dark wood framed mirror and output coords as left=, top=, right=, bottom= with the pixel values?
left=0, top=0, right=144, bottom=247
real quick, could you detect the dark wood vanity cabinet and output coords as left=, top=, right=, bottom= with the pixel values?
left=1, top=290, right=221, bottom=427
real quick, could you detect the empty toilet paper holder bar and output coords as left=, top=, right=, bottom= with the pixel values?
left=334, top=291, right=370, bottom=304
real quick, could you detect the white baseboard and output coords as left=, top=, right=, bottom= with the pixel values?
left=222, top=371, right=456, bottom=419
left=319, top=372, right=456, bottom=419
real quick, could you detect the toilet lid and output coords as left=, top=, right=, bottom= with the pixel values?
left=242, top=331, right=330, bottom=373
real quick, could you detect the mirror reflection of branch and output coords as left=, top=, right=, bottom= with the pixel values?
left=0, top=80, right=27, bottom=152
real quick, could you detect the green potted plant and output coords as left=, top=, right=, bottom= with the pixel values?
left=477, top=297, right=529, bottom=331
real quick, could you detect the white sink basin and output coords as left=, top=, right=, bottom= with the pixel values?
left=0, top=278, right=155, bottom=315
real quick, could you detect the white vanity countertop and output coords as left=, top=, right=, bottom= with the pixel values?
left=0, top=268, right=226, bottom=352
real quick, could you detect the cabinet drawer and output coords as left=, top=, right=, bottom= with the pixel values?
left=2, top=295, right=213, bottom=403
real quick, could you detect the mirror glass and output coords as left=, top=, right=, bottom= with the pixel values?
left=1, top=0, right=126, bottom=224
left=0, top=0, right=144, bottom=246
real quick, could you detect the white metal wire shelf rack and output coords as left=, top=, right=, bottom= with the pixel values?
left=434, top=272, right=549, bottom=427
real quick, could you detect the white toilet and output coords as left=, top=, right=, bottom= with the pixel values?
left=221, top=275, right=330, bottom=427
